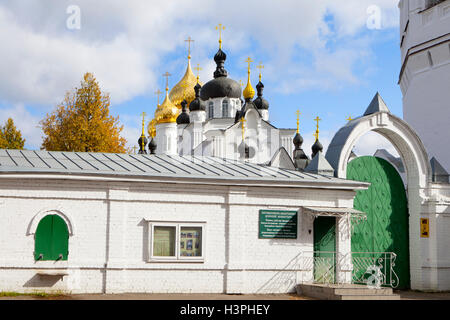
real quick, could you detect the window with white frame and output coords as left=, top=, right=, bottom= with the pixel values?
left=149, top=222, right=205, bottom=262
left=208, top=102, right=214, bottom=119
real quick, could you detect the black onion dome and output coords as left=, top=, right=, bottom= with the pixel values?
left=214, top=48, right=227, bottom=65
left=176, top=100, right=190, bottom=124
left=312, top=139, right=323, bottom=158
left=148, top=137, right=156, bottom=154
left=293, top=133, right=303, bottom=148
left=138, top=136, right=148, bottom=154
left=189, top=83, right=206, bottom=112
left=200, top=77, right=241, bottom=100
left=200, top=48, right=241, bottom=101
left=176, top=112, right=190, bottom=124
left=253, top=81, right=269, bottom=110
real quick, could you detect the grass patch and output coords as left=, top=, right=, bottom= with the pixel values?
left=0, top=290, right=69, bottom=298
left=0, top=292, right=21, bottom=297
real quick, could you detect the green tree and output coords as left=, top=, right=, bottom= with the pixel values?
left=0, top=118, right=26, bottom=149
left=40, top=72, right=128, bottom=153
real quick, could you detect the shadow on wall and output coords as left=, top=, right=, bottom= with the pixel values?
left=255, top=252, right=305, bottom=294
left=23, top=274, right=63, bottom=288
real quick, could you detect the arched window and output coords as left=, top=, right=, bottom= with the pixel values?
left=222, top=100, right=229, bottom=118
left=208, top=102, right=214, bottom=119
left=34, top=215, right=69, bottom=261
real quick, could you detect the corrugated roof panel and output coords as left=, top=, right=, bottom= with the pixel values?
left=47, top=152, right=81, bottom=170
left=33, top=151, right=67, bottom=170
left=0, top=150, right=18, bottom=167
left=190, top=156, right=235, bottom=177
left=0, top=150, right=366, bottom=188
left=75, top=152, right=113, bottom=172
left=61, top=152, right=99, bottom=171
left=88, top=153, right=129, bottom=172
left=5, top=150, right=34, bottom=168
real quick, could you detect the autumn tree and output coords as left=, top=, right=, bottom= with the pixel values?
left=0, top=118, right=26, bottom=149
left=40, top=72, right=128, bottom=153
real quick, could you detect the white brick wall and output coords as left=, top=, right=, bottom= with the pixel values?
left=0, top=177, right=359, bottom=294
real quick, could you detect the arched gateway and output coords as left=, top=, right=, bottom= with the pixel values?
left=326, top=93, right=431, bottom=290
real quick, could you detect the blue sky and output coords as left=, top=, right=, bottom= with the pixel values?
left=0, top=0, right=402, bottom=155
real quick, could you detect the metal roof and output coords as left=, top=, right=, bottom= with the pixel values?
left=0, top=149, right=366, bottom=187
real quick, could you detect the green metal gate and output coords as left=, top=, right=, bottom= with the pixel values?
left=347, top=156, right=410, bottom=289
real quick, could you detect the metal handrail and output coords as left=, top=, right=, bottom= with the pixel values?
left=297, top=251, right=399, bottom=288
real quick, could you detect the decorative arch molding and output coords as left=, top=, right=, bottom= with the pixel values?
left=326, top=112, right=431, bottom=188
left=326, top=110, right=432, bottom=290
left=27, top=208, right=75, bottom=236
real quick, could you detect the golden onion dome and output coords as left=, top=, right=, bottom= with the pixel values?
left=243, top=73, right=255, bottom=100
left=169, top=58, right=201, bottom=110
left=147, top=118, right=156, bottom=138
left=154, top=88, right=179, bottom=124
left=243, top=57, right=255, bottom=100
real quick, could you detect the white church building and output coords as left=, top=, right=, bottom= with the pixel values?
left=0, top=1, right=449, bottom=295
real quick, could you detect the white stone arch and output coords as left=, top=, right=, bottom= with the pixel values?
left=326, top=112, right=431, bottom=186
left=27, top=208, right=75, bottom=236
left=325, top=110, right=431, bottom=290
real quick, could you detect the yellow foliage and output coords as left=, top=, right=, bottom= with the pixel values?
left=0, top=118, right=25, bottom=150
left=40, top=73, right=128, bottom=153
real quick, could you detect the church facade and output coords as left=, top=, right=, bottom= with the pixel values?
left=0, top=10, right=450, bottom=294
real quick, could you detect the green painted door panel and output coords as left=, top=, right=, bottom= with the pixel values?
left=34, top=215, right=53, bottom=260
left=52, top=215, right=69, bottom=260
left=34, top=215, right=69, bottom=261
left=313, top=217, right=336, bottom=283
left=347, top=156, right=410, bottom=289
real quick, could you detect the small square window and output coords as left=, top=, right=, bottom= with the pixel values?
left=149, top=222, right=205, bottom=262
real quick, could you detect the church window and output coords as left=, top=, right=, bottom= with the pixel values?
left=222, top=100, right=229, bottom=117
left=150, top=222, right=205, bottom=261
left=34, top=215, right=69, bottom=261
left=208, top=102, right=214, bottom=118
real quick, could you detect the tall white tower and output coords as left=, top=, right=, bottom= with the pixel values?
left=399, top=0, right=450, bottom=171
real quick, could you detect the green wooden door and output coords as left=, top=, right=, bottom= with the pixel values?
left=35, top=215, right=69, bottom=261
left=347, top=156, right=410, bottom=289
left=313, top=217, right=336, bottom=283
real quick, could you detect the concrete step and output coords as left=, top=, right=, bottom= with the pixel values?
left=338, top=294, right=400, bottom=300
left=296, top=283, right=400, bottom=300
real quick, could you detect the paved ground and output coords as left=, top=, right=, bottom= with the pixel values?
left=0, top=291, right=449, bottom=300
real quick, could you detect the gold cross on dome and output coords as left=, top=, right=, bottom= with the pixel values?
left=194, top=64, right=202, bottom=82
left=239, top=117, right=246, bottom=141
left=256, top=62, right=264, bottom=81
left=245, top=57, right=253, bottom=72
left=314, top=116, right=321, bottom=141
left=162, top=72, right=171, bottom=90
left=296, top=110, right=301, bottom=133
left=313, top=132, right=319, bottom=140
left=141, top=112, right=146, bottom=136
left=185, top=36, right=194, bottom=59
left=155, top=89, right=162, bottom=105
left=347, top=116, right=353, bottom=122
left=215, top=23, right=225, bottom=49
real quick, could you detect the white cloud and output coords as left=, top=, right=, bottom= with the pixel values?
left=0, top=1, right=400, bottom=149
left=353, top=131, right=400, bottom=157
left=0, top=0, right=399, bottom=107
